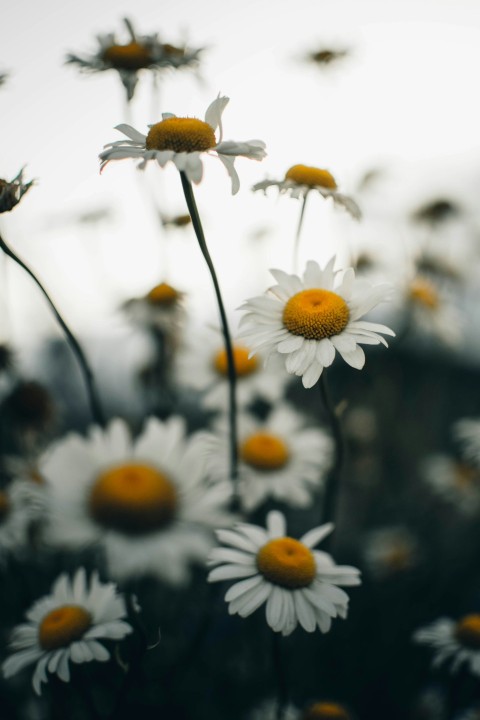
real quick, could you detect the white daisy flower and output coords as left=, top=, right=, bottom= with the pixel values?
left=253, top=164, right=361, bottom=219
left=99, top=95, right=267, bottom=194
left=175, top=334, right=288, bottom=411
left=401, top=274, right=462, bottom=348
left=454, top=419, right=480, bottom=467
left=66, top=17, right=204, bottom=101
left=41, top=417, right=232, bottom=585
left=414, top=615, right=480, bottom=676
left=238, top=258, right=395, bottom=389
left=250, top=699, right=354, bottom=720
left=0, top=479, right=45, bottom=558
left=206, top=404, right=332, bottom=511
left=421, top=453, right=480, bottom=515
left=363, top=526, right=419, bottom=578
left=2, top=567, right=133, bottom=694
left=207, top=510, right=360, bottom=636
left=0, top=168, right=33, bottom=214
left=122, top=281, right=186, bottom=335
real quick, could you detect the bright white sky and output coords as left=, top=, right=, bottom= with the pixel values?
left=1, top=0, right=480, bottom=346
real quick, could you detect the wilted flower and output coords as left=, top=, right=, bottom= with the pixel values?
left=100, top=95, right=267, bottom=194
left=0, top=168, right=33, bottom=213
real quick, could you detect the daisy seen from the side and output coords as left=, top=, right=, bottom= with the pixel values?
left=0, top=168, right=33, bottom=214
left=122, top=281, right=186, bottom=335
left=2, top=567, right=133, bottom=694
left=206, top=403, right=332, bottom=511
left=41, top=417, right=232, bottom=585
left=414, top=614, right=480, bottom=676
left=239, top=258, right=394, bottom=389
left=100, top=95, right=267, bottom=194
left=208, top=510, right=360, bottom=636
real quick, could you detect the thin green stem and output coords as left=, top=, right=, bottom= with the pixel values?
left=179, top=172, right=239, bottom=498
left=319, top=370, right=345, bottom=543
left=292, top=192, right=309, bottom=275
left=0, top=233, right=106, bottom=427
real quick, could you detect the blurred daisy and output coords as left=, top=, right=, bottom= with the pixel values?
left=122, top=281, right=186, bottom=334
left=175, top=335, right=288, bottom=411
left=250, top=699, right=354, bottom=720
left=414, top=615, right=480, bottom=675
left=363, top=526, right=419, bottom=578
left=0, top=72, right=8, bottom=87
left=0, top=168, right=33, bottom=213
left=2, top=567, right=132, bottom=694
left=421, top=454, right=480, bottom=514
left=410, top=198, right=461, bottom=227
left=42, top=417, right=232, bottom=585
left=0, top=479, right=44, bottom=558
left=253, top=164, right=361, bottom=219
left=239, top=258, right=394, bottom=389
left=160, top=212, right=191, bottom=229
left=401, top=274, right=462, bottom=347
left=454, top=419, right=480, bottom=467
left=66, top=17, right=203, bottom=102
left=206, top=403, right=332, bottom=511
left=457, top=708, right=480, bottom=720
left=100, top=95, right=267, bottom=194
left=208, top=510, right=360, bottom=636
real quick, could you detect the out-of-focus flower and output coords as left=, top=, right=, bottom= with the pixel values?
left=0, top=72, right=8, bottom=87
left=253, top=165, right=361, bottom=219
left=122, top=281, right=186, bottom=334
left=414, top=615, right=480, bottom=675
left=402, top=274, right=462, bottom=347
left=250, top=699, right=354, bottom=720
left=208, top=510, right=360, bottom=636
left=66, top=17, right=204, bottom=102
left=42, top=417, right=232, bottom=585
left=160, top=212, right=191, bottom=229
left=2, top=381, right=56, bottom=438
left=363, top=526, right=419, bottom=577
left=175, top=335, right=288, bottom=411
left=0, top=480, right=44, bottom=558
left=421, top=454, right=480, bottom=514
left=2, top=568, right=133, bottom=694
left=306, top=47, right=350, bottom=67
left=206, top=404, right=332, bottom=511
left=410, top=198, right=461, bottom=227
left=100, top=95, right=267, bottom=194
left=457, top=707, right=480, bottom=720
left=454, top=418, right=480, bottom=467
left=0, top=343, right=14, bottom=372
left=0, top=168, right=33, bottom=213
left=239, top=258, right=394, bottom=388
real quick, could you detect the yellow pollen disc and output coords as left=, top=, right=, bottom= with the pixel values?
left=240, top=432, right=290, bottom=471
left=285, top=165, right=337, bottom=189
left=283, top=289, right=349, bottom=340
left=454, top=463, right=478, bottom=489
left=146, top=282, right=180, bottom=306
left=29, top=469, right=45, bottom=485
left=256, top=537, right=316, bottom=589
left=409, top=278, right=439, bottom=310
left=39, top=605, right=92, bottom=651
left=303, top=702, right=350, bottom=720
left=213, top=346, right=258, bottom=378
left=89, top=463, right=177, bottom=535
left=102, top=42, right=153, bottom=71
left=385, top=545, right=411, bottom=571
left=146, top=117, right=216, bottom=153
left=455, top=614, right=480, bottom=649
left=0, top=490, right=10, bottom=522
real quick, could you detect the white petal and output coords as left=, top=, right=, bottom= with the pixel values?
left=217, top=154, right=240, bottom=195
left=266, top=510, right=286, bottom=538
left=114, top=124, right=147, bottom=143
left=204, top=95, right=229, bottom=136
left=338, top=345, right=365, bottom=369
left=300, top=523, right=334, bottom=548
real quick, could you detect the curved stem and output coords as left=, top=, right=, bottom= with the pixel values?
left=292, top=192, right=309, bottom=275
left=272, top=633, right=288, bottom=720
left=0, top=233, right=106, bottom=427
left=319, top=370, right=345, bottom=540
left=179, top=172, right=239, bottom=497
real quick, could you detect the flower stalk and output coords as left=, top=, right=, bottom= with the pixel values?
left=292, top=192, right=309, bottom=275
left=319, top=370, right=345, bottom=544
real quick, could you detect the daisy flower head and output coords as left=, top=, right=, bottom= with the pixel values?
left=99, top=95, right=267, bottom=194
left=0, top=479, right=45, bottom=559
left=454, top=418, right=480, bottom=467
left=363, top=526, right=419, bottom=578
left=239, top=258, right=395, bottom=389
left=41, top=417, right=232, bottom=585
left=122, top=281, right=186, bottom=334
left=305, top=46, right=350, bottom=69
left=206, top=403, right=333, bottom=512
left=253, top=164, right=361, bottom=219
left=421, top=453, right=480, bottom=515
left=414, top=615, right=480, bottom=676
left=208, top=510, right=361, bottom=636
left=0, top=168, right=33, bottom=214
left=2, top=567, right=133, bottom=694
left=66, top=17, right=204, bottom=102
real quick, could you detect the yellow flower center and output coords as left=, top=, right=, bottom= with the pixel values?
left=29, top=469, right=45, bottom=485
left=256, top=537, right=316, bottom=589
left=146, top=282, right=181, bottom=306
left=102, top=42, right=153, bottom=70
left=89, top=463, right=177, bottom=535
left=455, top=614, right=480, bottom=649
left=146, top=117, right=217, bottom=154
left=213, top=346, right=258, bottom=378
left=39, top=605, right=92, bottom=651
left=283, top=289, right=350, bottom=340
left=240, top=432, right=290, bottom=471
left=454, top=462, right=478, bottom=489
left=409, top=278, right=439, bottom=310
left=385, top=544, right=411, bottom=571
left=303, top=702, right=351, bottom=720
left=285, top=165, right=337, bottom=189
left=0, top=490, right=10, bottom=523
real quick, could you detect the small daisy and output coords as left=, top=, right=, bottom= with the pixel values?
left=160, top=212, right=191, bottom=229
left=99, top=95, right=267, bottom=194
left=208, top=510, right=360, bottom=636
left=250, top=699, right=354, bottom=720
left=421, top=454, right=480, bottom=514
left=305, top=47, right=350, bottom=69
left=42, top=417, right=232, bottom=585
left=454, top=419, right=480, bottom=467
left=122, top=281, right=186, bottom=334
left=66, top=17, right=204, bottom=102
left=0, top=479, right=45, bottom=558
left=239, top=258, right=394, bottom=389
left=253, top=164, right=361, bottom=219
left=0, top=168, right=33, bottom=213
left=206, top=404, right=332, bottom=511
left=363, top=526, right=419, bottom=578
left=2, top=567, right=133, bottom=694
left=414, top=615, right=480, bottom=675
